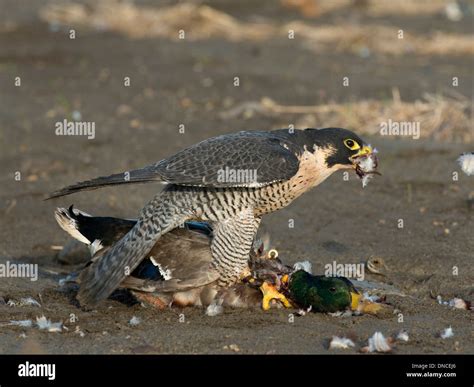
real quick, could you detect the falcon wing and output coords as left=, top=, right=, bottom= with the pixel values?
left=48, top=131, right=300, bottom=198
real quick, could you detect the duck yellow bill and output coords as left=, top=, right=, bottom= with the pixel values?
left=350, top=291, right=361, bottom=310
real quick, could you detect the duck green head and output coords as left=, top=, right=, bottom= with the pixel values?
left=287, top=270, right=359, bottom=313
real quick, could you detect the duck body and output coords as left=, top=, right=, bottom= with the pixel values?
left=55, top=206, right=360, bottom=312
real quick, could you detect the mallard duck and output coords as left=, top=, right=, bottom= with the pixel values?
left=55, top=206, right=364, bottom=313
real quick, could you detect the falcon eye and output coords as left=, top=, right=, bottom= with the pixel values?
left=343, top=139, right=360, bottom=151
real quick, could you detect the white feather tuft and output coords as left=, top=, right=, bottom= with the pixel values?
left=329, top=336, right=355, bottom=350
left=358, top=155, right=377, bottom=187
left=36, top=315, right=63, bottom=332
left=396, top=330, right=409, bottom=342
left=129, top=316, right=141, bottom=326
left=458, top=153, right=474, bottom=176
left=7, top=297, right=41, bottom=307
left=440, top=326, right=454, bottom=339
left=206, top=302, right=224, bottom=316
left=362, top=332, right=392, bottom=353
left=1, top=319, right=33, bottom=327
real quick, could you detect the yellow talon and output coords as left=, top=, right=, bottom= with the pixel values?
left=260, top=282, right=292, bottom=311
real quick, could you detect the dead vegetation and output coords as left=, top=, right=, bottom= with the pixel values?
left=220, top=91, right=472, bottom=143
left=290, top=22, right=474, bottom=56
left=40, top=1, right=473, bottom=56
left=281, top=0, right=453, bottom=18
left=39, top=2, right=273, bottom=41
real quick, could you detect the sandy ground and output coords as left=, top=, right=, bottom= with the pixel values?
left=0, top=0, right=473, bottom=354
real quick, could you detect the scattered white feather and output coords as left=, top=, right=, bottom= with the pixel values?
left=206, top=302, right=224, bottom=317
left=458, top=153, right=474, bottom=176
left=362, top=332, right=392, bottom=353
left=449, top=298, right=468, bottom=310
left=296, top=305, right=313, bottom=316
left=6, top=297, right=41, bottom=307
left=396, top=330, right=409, bottom=342
left=437, top=295, right=470, bottom=310
left=440, top=326, right=454, bottom=339
left=74, top=326, right=85, bottom=337
left=329, top=336, right=355, bottom=350
left=129, top=316, right=141, bottom=326
left=20, top=297, right=41, bottom=307
left=1, top=319, right=33, bottom=327
left=361, top=175, right=372, bottom=188
left=36, top=315, right=63, bottom=332
left=328, top=310, right=354, bottom=318
left=445, top=2, right=463, bottom=21
left=362, top=292, right=380, bottom=303
left=293, top=261, right=312, bottom=274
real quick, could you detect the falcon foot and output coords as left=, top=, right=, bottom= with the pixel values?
left=259, top=281, right=292, bottom=311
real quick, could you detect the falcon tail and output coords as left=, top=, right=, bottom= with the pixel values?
left=47, top=166, right=164, bottom=199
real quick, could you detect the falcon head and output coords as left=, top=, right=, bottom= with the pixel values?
left=312, top=128, right=379, bottom=185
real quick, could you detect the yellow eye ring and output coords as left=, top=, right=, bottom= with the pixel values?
left=344, top=139, right=360, bottom=150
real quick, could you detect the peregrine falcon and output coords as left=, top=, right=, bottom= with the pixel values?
left=49, top=127, right=378, bottom=306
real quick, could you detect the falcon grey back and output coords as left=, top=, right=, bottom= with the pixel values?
left=49, top=128, right=378, bottom=306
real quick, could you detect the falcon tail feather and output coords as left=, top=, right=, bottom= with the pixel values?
left=47, top=166, right=163, bottom=199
